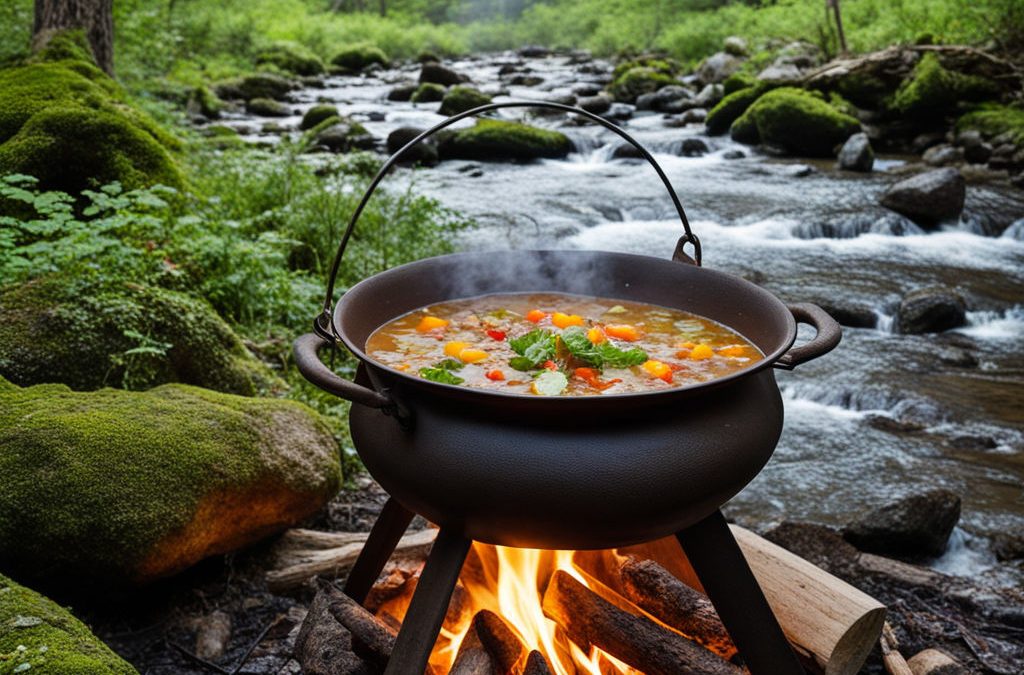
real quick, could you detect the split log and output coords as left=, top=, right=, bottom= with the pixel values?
left=326, top=589, right=397, bottom=669
left=542, top=570, right=742, bottom=675
left=880, top=623, right=913, bottom=675
left=267, top=527, right=437, bottom=592
left=449, top=626, right=497, bottom=675
left=522, top=650, right=553, bottom=675
left=474, top=609, right=527, bottom=672
left=619, top=557, right=736, bottom=660
left=294, top=581, right=376, bottom=675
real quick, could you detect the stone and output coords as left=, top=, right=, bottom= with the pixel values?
left=509, top=73, right=544, bottom=87
left=420, top=62, right=468, bottom=86
left=608, top=68, right=676, bottom=103
left=730, top=87, right=860, bottom=157
left=300, top=104, right=339, bottom=130
left=605, top=103, right=634, bottom=120
left=411, top=82, right=445, bottom=104
left=723, top=36, right=748, bottom=57
left=757, top=63, right=803, bottom=84
left=214, top=73, right=295, bottom=101
left=246, top=97, right=291, bottom=117
left=438, top=86, right=492, bottom=116
left=386, top=126, right=438, bottom=165
left=693, top=83, right=724, bottom=108
left=518, top=45, right=550, bottom=58
left=843, top=489, right=962, bottom=558
left=330, top=44, right=388, bottom=72
left=577, top=94, right=612, bottom=115
left=611, top=143, right=643, bottom=160
left=838, top=132, right=875, bottom=172
left=696, top=51, right=743, bottom=85
left=880, top=168, right=966, bottom=226
left=896, top=286, right=967, bottom=334
left=314, top=119, right=373, bottom=152
left=0, top=376, right=342, bottom=585
left=572, top=82, right=603, bottom=97
left=963, top=141, right=992, bottom=164
left=705, top=85, right=765, bottom=135
left=912, top=132, right=946, bottom=154
left=764, top=521, right=861, bottom=579
left=387, top=82, right=418, bottom=101
left=635, top=92, right=658, bottom=111
left=990, top=532, right=1024, bottom=562
left=923, top=144, right=962, bottom=166
left=438, top=119, right=572, bottom=161
left=678, top=137, right=709, bottom=157
left=680, top=107, right=707, bottom=124
left=818, top=300, right=877, bottom=328
left=722, top=149, right=745, bottom=159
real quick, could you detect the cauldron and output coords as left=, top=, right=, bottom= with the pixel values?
left=294, top=102, right=840, bottom=674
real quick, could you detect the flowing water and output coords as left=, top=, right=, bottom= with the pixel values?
left=224, top=52, right=1024, bottom=585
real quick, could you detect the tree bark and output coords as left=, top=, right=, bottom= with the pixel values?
left=32, top=0, right=113, bottom=75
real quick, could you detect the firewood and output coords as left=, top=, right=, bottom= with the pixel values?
left=880, top=622, right=914, bottom=675
left=619, top=556, right=736, bottom=660
left=276, top=528, right=368, bottom=551
left=266, top=527, right=437, bottom=592
left=906, top=648, right=967, bottom=675
left=449, top=627, right=498, bottom=675
left=522, top=650, right=553, bottom=675
left=294, top=581, right=375, bottom=675
left=542, top=570, right=742, bottom=675
left=325, top=586, right=397, bottom=669
left=474, top=610, right=527, bottom=673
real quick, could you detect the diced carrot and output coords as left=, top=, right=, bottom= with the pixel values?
left=718, top=345, right=748, bottom=357
left=395, top=363, right=411, bottom=371
left=675, top=341, right=696, bottom=350
left=485, top=369, right=505, bottom=381
left=605, top=324, right=640, bottom=341
left=543, top=360, right=557, bottom=371
left=526, top=309, right=547, bottom=323
left=458, top=348, right=489, bottom=364
left=551, top=312, right=584, bottom=329
left=642, top=359, right=673, bottom=383
left=587, top=326, right=606, bottom=344
left=689, top=344, right=714, bottom=360
left=486, top=329, right=507, bottom=341
left=416, top=316, right=449, bottom=332
left=444, top=341, right=470, bottom=358
left=573, top=367, right=620, bottom=391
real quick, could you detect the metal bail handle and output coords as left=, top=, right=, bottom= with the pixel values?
left=316, top=100, right=702, bottom=338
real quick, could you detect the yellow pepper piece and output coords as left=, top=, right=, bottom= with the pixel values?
left=605, top=324, right=640, bottom=341
left=690, top=344, right=714, bottom=360
left=551, top=312, right=584, bottom=329
left=642, top=360, right=673, bottom=383
left=719, top=345, right=748, bottom=358
left=416, top=316, right=449, bottom=332
left=444, top=341, right=471, bottom=358
left=458, top=348, right=489, bottom=364
left=587, top=326, right=606, bottom=344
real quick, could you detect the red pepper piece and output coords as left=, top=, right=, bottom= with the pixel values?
left=486, top=329, right=507, bottom=341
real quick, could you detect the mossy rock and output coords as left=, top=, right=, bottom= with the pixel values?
left=608, top=67, right=677, bottom=103
left=723, top=71, right=756, bottom=96
left=891, top=53, right=999, bottom=121
left=439, top=119, right=572, bottom=161
left=834, top=71, right=893, bottom=108
left=330, top=43, right=388, bottom=72
left=255, top=41, right=325, bottom=76
left=0, top=277, right=280, bottom=395
left=212, top=72, right=295, bottom=102
left=300, top=104, right=340, bottom=130
left=733, top=87, right=861, bottom=157
left=438, top=86, right=492, bottom=116
left=611, top=56, right=678, bottom=81
left=246, top=97, right=291, bottom=117
left=307, top=117, right=371, bottom=152
left=729, top=109, right=760, bottom=144
left=411, top=82, right=446, bottom=104
left=957, top=104, right=1024, bottom=145
left=0, top=573, right=136, bottom=673
left=0, top=376, right=342, bottom=585
left=187, top=85, right=224, bottom=119
left=705, top=85, right=768, bottom=135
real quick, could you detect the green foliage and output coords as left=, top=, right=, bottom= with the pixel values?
left=440, top=119, right=573, bottom=160
left=957, top=104, right=1024, bottom=144
left=607, top=66, right=676, bottom=103
left=330, top=43, right=389, bottom=71
left=412, top=82, right=446, bottom=103
left=891, top=53, right=999, bottom=120
left=438, top=86, right=492, bottom=115
left=0, top=572, right=137, bottom=674
left=705, top=85, right=768, bottom=135
left=255, top=40, right=325, bottom=76
left=734, top=87, right=861, bottom=156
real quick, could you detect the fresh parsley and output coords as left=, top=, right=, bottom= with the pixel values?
left=560, top=326, right=647, bottom=369
left=508, top=329, right=557, bottom=371
left=419, top=358, right=465, bottom=384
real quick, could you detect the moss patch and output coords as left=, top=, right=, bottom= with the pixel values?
left=735, top=87, right=860, bottom=156
left=0, top=573, right=136, bottom=674
left=891, top=53, right=999, bottom=120
left=438, top=86, right=492, bottom=116
left=608, top=66, right=677, bottom=103
left=0, top=377, right=341, bottom=585
left=0, top=276, right=280, bottom=395
left=411, top=82, right=446, bottom=104
left=706, top=85, right=769, bottom=135
left=300, top=104, right=340, bottom=131
left=611, top=57, right=678, bottom=81
left=956, top=104, right=1024, bottom=145
left=723, top=71, right=756, bottom=95
left=330, top=43, right=388, bottom=72
left=439, top=119, right=572, bottom=161
left=212, top=72, right=295, bottom=102
left=255, top=41, right=324, bottom=76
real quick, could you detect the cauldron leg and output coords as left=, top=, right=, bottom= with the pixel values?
left=676, top=510, right=805, bottom=675
left=344, top=497, right=415, bottom=604
left=385, top=528, right=471, bottom=675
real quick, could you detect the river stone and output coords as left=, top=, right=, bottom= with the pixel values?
left=764, top=522, right=861, bottom=579
left=880, top=168, right=966, bottom=226
left=0, top=376, right=342, bottom=585
left=923, top=144, right=962, bottom=166
left=0, top=572, right=137, bottom=673
left=438, top=119, right=572, bottom=161
left=693, top=83, right=724, bottom=108
left=518, top=45, right=550, bottom=58
left=962, top=141, right=992, bottom=164
left=315, top=119, right=374, bottom=152
left=387, top=82, right=418, bottom=101
left=611, top=143, right=643, bottom=160
left=896, top=286, right=967, bottom=334
left=818, top=300, right=877, bottom=328
left=722, top=149, right=745, bottom=159
left=757, top=63, right=803, bottom=84
left=991, top=532, right=1024, bottom=562
left=842, top=489, right=962, bottom=558
left=678, top=137, right=709, bottom=157
left=696, top=52, right=743, bottom=85
left=300, top=104, right=339, bottom=130
left=419, top=62, right=468, bottom=86
left=606, top=103, right=634, bottom=120
left=723, top=36, right=748, bottom=56
left=213, top=73, right=295, bottom=102
left=681, top=107, right=708, bottom=124
left=387, top=126, right=438, bottom=165
left=572, top=82, right=603, bottom=97
left=838, top=132, right=875, bottom=172
left=246, top=97, right=291, bottom=117
left=577, top=94, right=612, bottom=115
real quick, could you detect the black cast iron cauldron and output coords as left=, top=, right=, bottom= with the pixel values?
left=295, top=102, right=841, bottom=551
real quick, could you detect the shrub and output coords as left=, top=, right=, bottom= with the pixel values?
left=957, top=104, right=1024, bottom=144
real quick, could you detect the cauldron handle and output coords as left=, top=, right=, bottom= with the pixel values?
left=315, top=100, right=701, bottom=339
left=294, top=333, right=393, bottom=409
left=774, top=303, right=842, bottom=370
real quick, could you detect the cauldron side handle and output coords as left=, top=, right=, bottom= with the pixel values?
left=773, top=303, right=842, bottom=370
left=294, top=333, right=392, bottom=409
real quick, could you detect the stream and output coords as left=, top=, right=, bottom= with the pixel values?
left=221, top=51, right=1024, bottom=586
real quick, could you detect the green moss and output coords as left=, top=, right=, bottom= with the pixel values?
left=607, top=66, right=677, bottom=103
left=736, top=87, right=861, bottom=156
left=255, top=41, right=325, bottom=76
left=723, top=71, right=756, bottom=96
left=411, top=82, right=446, bottom=103
left=706, top=85, right=768, bottom=135
left=0, top=376, right=341, bottom=584
left=188, top=85, right=223, bottom=119
left=828, top=91, right=858, bottom=118
left=729, top=108, right=760, bottom=144
left=440, top=119, right=572, bottom=161
left=330, top=43, right=388, bottom=72
left=611, top=56, right=678, bottom=81
left=0, top=277, right=281, bottom=395
left=31, top=28, right=96, bottom=65
left=0, top=573, right=136, bottom=674
left=891, top=53, right=999, bottom=120
left=300, top=104, right=340, bottom=130
left=212, top=72, right=295, bottom=101
left=957, top=104, right=1024, bottom=144
left=438, top=86, right=492, bottom=116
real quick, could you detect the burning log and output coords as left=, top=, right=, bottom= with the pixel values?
left=522, top=650, right=553, bottom=675
left=449, top=609, right=542, bottom=675
left=619, top=556, right=736, bottom=660
left=266, top=527, right=437, bottom=592
left=449, top=626, right=497, bottom=675
left=474, top=609, right=527, bottom=672
left=326, top=591, right=398, bottom=669
left=542, top=570, right=742, bottom=675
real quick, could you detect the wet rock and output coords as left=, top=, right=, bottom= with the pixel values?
left=387, top=82, right=418, bottom=101
left=843, top=489, right=962, bottom=558
left=818, top=300, right=877, bottom=328
left=936, top=346, right=978, bottom=368
left=962, top=141, right=992, bottom=164
left=497, top=63, right=519, bottom=76
left=315, top=119, right=374, bottom=153
left=678, top=137, right=709, bottom=157
left=723, top=36, right=748, bottom=57
left=696, top=51, right=743, bottom=85
left=605, top=102, right=634, bottom=120
left=635, top=91, right=659, bottom=111
left=438, top=119, right=572, bottom=161
left=912, top=132, right=946, bottom=154
left=386, top=127, right=438, bottom=165
left=988, top=143, right=1024, bottom=171
left=411, top=82, right=445, bottom=104
left=330, top=44, right=388, bottom=73
left=923, top=144, right=962, bottom=166
left=510, top=73, right=545, bottom=87
left=732, top=87, right=861, bottom=157
left=420, top=62, right=468, bottom=86
left=880, top=168, right=966, bottom=226
left=213, top=73, right=295, bottom=101
left=722, top=149, right=745, bottom=159
left=865, top=413, right=926, bottom=433
left=300, top=104, right=339, bottom=130
left=690, top=83, right=722, bottom=109
left=438, top=86, right=492, bottom=116
left=572, top=82, right=603, bottom=97
left=367, top=111, right=386, bottom=122
left=611, top=143, right=643, bottom=160
left=577, top=94, right=612, bottom=115
left=195, top=610, right=232, bottom=661
left=247, top=98, right=291, bottom=117
left=518, top=45, right=550, bottom=58
left=757, top=63, right=803, bottom=84
left=838, top=132, right=875, bottom=172
left=608, top=67, right=675, bottom=103
left=783, top=163, right=815, bottom=177
left=705, top=85, right=765, bottom=135
left=949, top=434, right=996, bottom=450
left=896, top=286, right=967, bottom=334
left=680, top=107, right=707, bottom=124
left=991, top=532, right=1024, bottom=562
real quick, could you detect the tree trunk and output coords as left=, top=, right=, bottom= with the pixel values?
left=827, top=0, right=849, bottom=56
left=32, top=0, right=114, bottom=75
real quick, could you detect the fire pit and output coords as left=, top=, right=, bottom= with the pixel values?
left=294, top=102, right=842, bottom=674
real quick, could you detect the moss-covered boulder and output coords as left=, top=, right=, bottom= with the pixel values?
left=0, top=573, right=136, bottom=673
left=891, top=53, right=999, bottom=121
left=212, top=72, right=295, bottom=102
left=255, top=41, right=325, bottom=76
left=608, top=67, right=677, bottom=103
left=705, top=85, right=767, bottom=135
left=411, top=82, right=446, bottom=104
left=0, top=277, right=279, bottom=395
left=957, top=104, right=1024, bottom=145
left=0, top=31, right=182, bottom=193
left=186, top=85, right=224, bottom=120
left=438, top=86, right=492, bottom=116
left=246, top=97, right=291, bottom=117
left=611, top=57, right=678, bottom=81
left=300, top=104, right=340, bottom=130
left=307, top=117, right=372, bottom=153
left=723, top=71, right=756, bottom=95
left=731, top=87, right=861, bottom=157
left=330, top=43, right=388, bottom=72
left=439, top=119, right=572, bottom=161
left=0, top=376, right=342, bottom=585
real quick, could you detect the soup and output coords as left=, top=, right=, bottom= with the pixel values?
left=365, top=293, right=763, bottom=396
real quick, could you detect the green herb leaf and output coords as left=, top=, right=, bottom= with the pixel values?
left=419, top=366, right=464, bottom=384
left=509, top=356, right=538, bottom=372
left=559, top=325, right=647, bottom=369
left=435, top=358, right=465, bottom=371
left=508, top=329, right=556, bottom=369
left=598, top=343, right=648, bottom=368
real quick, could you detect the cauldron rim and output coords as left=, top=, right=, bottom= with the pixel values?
left=332, top=249, right=798, bottom=403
